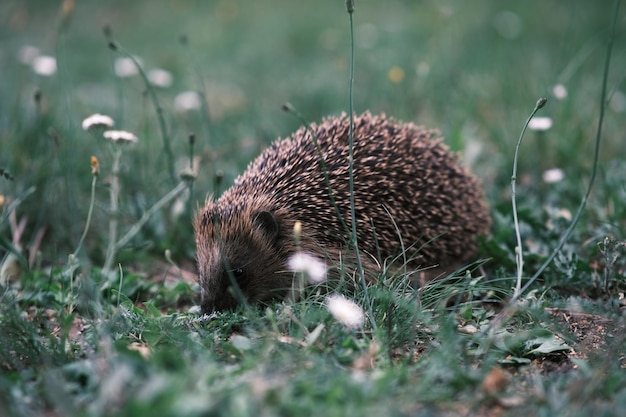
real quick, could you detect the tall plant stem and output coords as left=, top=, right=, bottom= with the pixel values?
left=73, top=170, right=98, bottom=258
left=103, top=148, right=121, bottom=275
left=114, top=181, right=188, bottom=250
left=345, top=0, right=376, bottom=331
left=511, top=98, right=546, bottom=297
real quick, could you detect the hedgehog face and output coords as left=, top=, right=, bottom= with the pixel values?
left=196, top=209, right=294, bottom=312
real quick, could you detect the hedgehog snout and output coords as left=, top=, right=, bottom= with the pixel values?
left=200, top=271, right=241, bottom=312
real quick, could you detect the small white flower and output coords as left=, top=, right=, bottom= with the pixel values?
left=32, top=55, right=57, bottom=76
left=287, top=252, right=327, bottom=283
left=528, top=116, right=552, bottom=132
left=82, top=113, right=115, bottom=131
left=114, top=57, right=141, bottom=78
left=542, top=168, right=564, bottom=184
left=174, top=91, right=202, bottom=112
left=103, top=130, right=138, bottom=144
left=17, top=45, right=40, bottom=65
left=147, top=68, right=173, bottom=88
left=552, top=84, right=568, bottom=100
left=326, top=294, right=365, bottom=328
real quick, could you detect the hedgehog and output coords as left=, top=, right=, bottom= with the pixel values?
left=194, top=112, right=491, bottom=312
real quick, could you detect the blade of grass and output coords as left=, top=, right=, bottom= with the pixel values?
left=115, top=181, right=189, bottom=250
left=511, top=97, right=547, bottom=298
left=345, top=0, right=376, bottom=331
left=72, top=157, right=99, bottom=258
left=281, top=103, right=350, bottom=236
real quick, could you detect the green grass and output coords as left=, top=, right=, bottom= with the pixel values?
left=1, top=0, right=626, bottom=416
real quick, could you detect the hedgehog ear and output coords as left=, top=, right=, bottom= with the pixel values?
left=252, top=210, right=280, bottom=243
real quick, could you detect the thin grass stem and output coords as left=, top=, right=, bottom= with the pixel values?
left=282, top=104, right=350, bottom=235
left=187, top=133, right=196, bottom=214
left=108, top=41, right=176, bottom=183
left=72, top=166, right=98, bottom=258
left=345, top=0, right=376, bottom=331
left=103, top=148, right=121, bottom=275
left=511, top=97, right=547, bottom=297
left=117, top=264, right=124, bottom=307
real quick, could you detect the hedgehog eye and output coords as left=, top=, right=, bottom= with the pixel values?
left=232, top=268, right=245, bottom=278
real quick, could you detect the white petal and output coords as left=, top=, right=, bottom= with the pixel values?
left=528, top=117, right=552, bottom=131
left=32, top=55, right=57, bottom=76
left=542, top=168, right=564, bottom=184
left=82, top=113, right=115, bottom=131
left=326, top=294, right=365, bottom=328
left=174, top=91, right=202, bottom=112
left=287, top=252, right=327, bottom=283
left=552, top=84, right=568, bottom=100
left=148, top=68, right=173, bottom=88
left=114, top=57, right=141, bottom=78
left=103, top=130, right=138, bottom=143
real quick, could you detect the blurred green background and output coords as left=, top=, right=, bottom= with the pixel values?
left=1, top=0, right=624, bottom=267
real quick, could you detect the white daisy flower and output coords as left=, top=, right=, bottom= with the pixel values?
left=82, top=113, right=115, bottom=131
left=103, top=130, right=138, bottom=144
left=32, top=55, right=57, bottom=76
left=528, top=116, right=552, bottom=132
left=148, top=68, right=173, bottom=88
left=287, top=252, right=327, bottom=283
left=114, top=57, right=141, bottom=78
left=326, top=294, right=365, bottom=328
left=174, top=91, right=202, bottom=112
left=542, top=168, right=564, bottom=184
left=552, top=84, right=568, bottom=100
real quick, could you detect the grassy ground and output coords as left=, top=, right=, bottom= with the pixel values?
left=1, top=0, right=625, bottom=416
